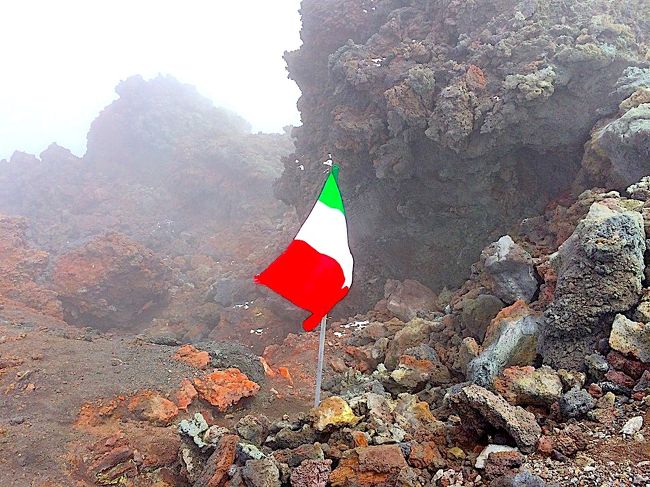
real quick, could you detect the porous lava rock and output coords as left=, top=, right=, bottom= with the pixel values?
left=540, top=201, right=645, bottom=369
left=279, top=0, right=650, bottom=313
left=193, top=368, right=260, bottom=412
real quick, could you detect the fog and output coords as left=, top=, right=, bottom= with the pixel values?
left=0, top=0, right=302, bottom=161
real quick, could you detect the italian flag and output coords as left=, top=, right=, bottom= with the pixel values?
left=255, top=165, right=353, bottom=331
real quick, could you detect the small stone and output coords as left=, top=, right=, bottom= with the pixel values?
left=621, top=416, right=644, bottom=435
left=242, top=458, right=281, bottom=487
left=193, top=368, right=260, bottom=412
left=127, top=390, right=178, bottom=426
left=173, top=344, right=210, bottom=369
left=536, top=435, right=553, bottom=456
left=194, top=434, right=238, bottom=487
left=290, top=459, right=332, bottom=487
left=605, top=369, right=636, bottom=389
left=557, top=369, right=586, bottom=391
left=480, top=235, right=538, bottom=304
left=596, top=392, right=616, bottom=409
left=559, top=388, right=596, bottom=419
left=585, top=353, right=610, bottom=382
left=447, top=447, right=466, bottom=460
left=312, top=396, right=359, bottom=431
left=179, top=413, right=210, bottom=448
left=475, top=444, right=519, bottom=469
left=493, top=366, right=563, bottom=406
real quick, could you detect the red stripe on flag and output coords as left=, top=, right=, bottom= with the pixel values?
left=254, top=240, right=349, bottom=331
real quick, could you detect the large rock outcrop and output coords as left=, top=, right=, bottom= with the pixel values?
left=0, top=76, right=298, bottom=339
left=279, top=0, right=650, bottom=312
left=540, top=201, right=645, bottom=369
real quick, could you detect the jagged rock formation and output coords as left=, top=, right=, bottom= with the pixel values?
left=540, top=200, right=646, bottom=369
left=280, top=0, right=650, bottom=312
left=0, top=75, right=296, bottom=334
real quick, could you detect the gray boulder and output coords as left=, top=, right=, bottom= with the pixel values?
left=559, top=388, right=596, bottom=419
left=540, top=201, right=645, bottom=369
left=467, top=302, right=542, bottom=387
left=384, top=279, right=439, bottom=321
left=446, top=384, right=541, bottom=453
left=480, top=235, right=539, bottom=304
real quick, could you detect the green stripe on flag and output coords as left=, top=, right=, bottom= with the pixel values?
left=318, top=165, right=345, bottom=213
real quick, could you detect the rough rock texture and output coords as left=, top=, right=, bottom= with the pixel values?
left=448, top=384, right=542, bottom=453
left=479, top=235, right=538, bottom=304
left=51, top=232, right=170, bottom=329
left=0, top=75, right=297, bottom=343
left=384, top=278, right=438, bottom=321
left=577, top=67, right=650, bottom=190
left=194, top=434, right=238, bottom=487
left=279, top=0, right=650, bottom=311
left=540, top=201, right=645, bottom=369
left=312, top=396, right=360, bottom=431
left=609, top=313, right=650, bottom=363
left=494, top=366, right=563, bottom=407
left=192, top=368, right=260, bottom=412
left=0, top=215, right=62, bottom=317
left=468, top=301, right=542, bottom=386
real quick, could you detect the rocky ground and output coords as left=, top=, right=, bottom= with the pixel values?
left=5, top=178, right=650, bottom=485
left=1, top=1, right=650, bottom=486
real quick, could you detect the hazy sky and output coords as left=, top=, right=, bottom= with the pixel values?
left=0, top=0, right=303, bottom=161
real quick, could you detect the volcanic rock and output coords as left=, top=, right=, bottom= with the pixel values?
left=290, top=459, right=332, bottom=487
left=0, top=215, right=62, bottom=317
left=127, top=390, right=178, bottom=426
left=175, top=378, right=198, bottom=411
left=384, top=279, right=438, bottom=321
left=559, top=388, right=596, bottom=419
left=329, top=444, right=412, bottom=487
left=584, top=353, right=610, bottom=383
left=193, top=368, right=260, bottom=412
left=51, top=232, right=170, bottom=329
left=390, top=344, right=450, bottom=389
left=312, top=396, right=359, bottom=432
left=609, top=314, right=650, bottom=363
left=493, top=366, right=563, bottom=407
left=578, top=68, right=650, bottom=189
left=475, top=444, right=520, bottom=470
left=236, top=415, right=271, bottom=445
left=384, top=318, right=436, bottom=370
left=480, top=235, right=538, bottom=304
left=194, top=434, right=238, bottom=487
left=458, top=294, right=505, bottom=342
left=173, top=344, right=210, bottom=369
left=467, top=301, right=542, bottom=386
left=279, top=0, right=649, bottom=312
left=407, top=441, right=446, bottom=470
left=447, top=384, right=541, bottom=453
left=242, top=458, right=281, bottom=487
left=540, top=201, right=645, bottom=369
left=621, top=416, right=644, bottom=435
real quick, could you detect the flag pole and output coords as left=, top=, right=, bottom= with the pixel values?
left=314, top=314, right=327, bottom=406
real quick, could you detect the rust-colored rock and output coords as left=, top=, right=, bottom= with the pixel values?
left=194, top=434, right=238, bottom=487
left=330, top=444, right=411, bottom=487
left=173, top=344, right=210, bottom=369
left=193, top=368, right=260, bottom=412
left=176, top=378, right=198, bottom=410
left=408, top=441, right=446, bottom=470
left=127, top=390, right=179, bottom=425
left=51, top=232, right=169, bottom=329
left=0, top=215, right=62, bottom=317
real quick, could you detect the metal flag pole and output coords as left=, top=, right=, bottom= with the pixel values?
left=314, top=314, right=328, bottom=406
